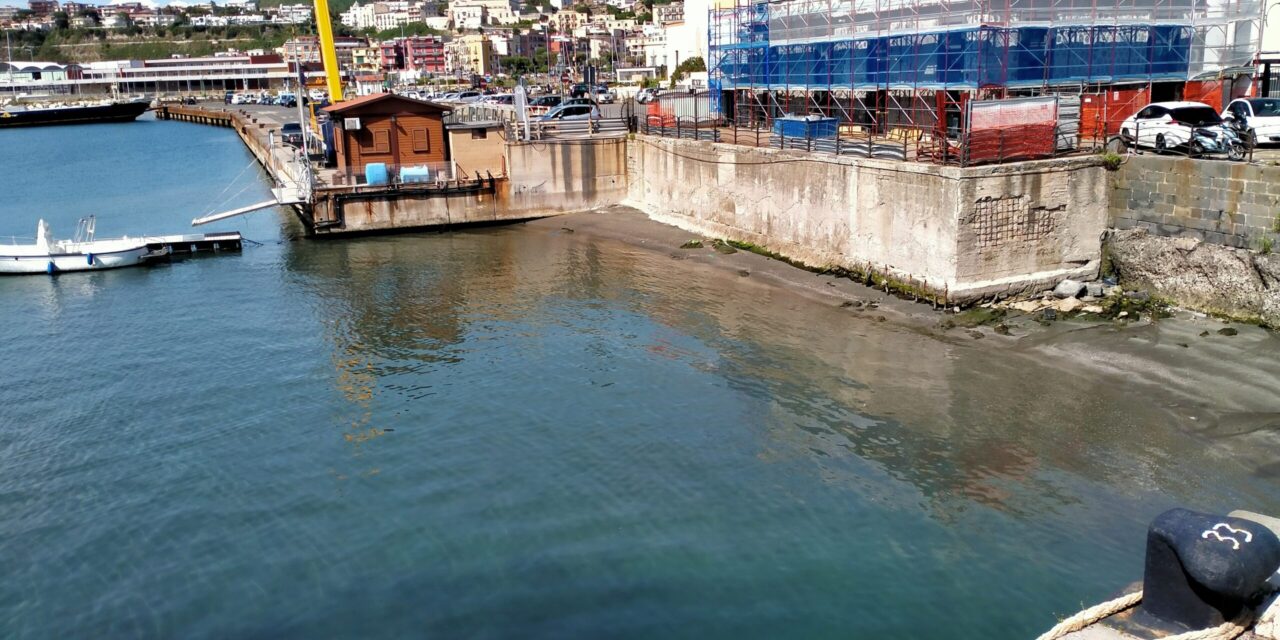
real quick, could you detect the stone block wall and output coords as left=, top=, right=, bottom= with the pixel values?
left=1108, top=155, right=1280, bottom=250
left=626, top=136, right=1109, bottom=302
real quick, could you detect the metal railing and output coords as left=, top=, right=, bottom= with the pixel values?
left=640, top=114, right=1259, bottom=166
left=507, top=117, right=631, bottom=141
left=326, top=161, right=460, bottom=188
left=446, top=103, right=520, bottom=124
left=1106, top=120, right=1254, bottom=162
left=640, top=115, right=721, bottom=142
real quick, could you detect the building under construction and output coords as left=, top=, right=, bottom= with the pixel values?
left=705, top=0, right=1264, bottom=162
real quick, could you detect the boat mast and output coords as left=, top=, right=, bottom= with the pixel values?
left=5, top=30, right=12, bottom=90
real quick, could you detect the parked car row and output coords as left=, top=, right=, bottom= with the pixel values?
left=1114, top=100, right=1274, bottom=160
left=225, top=91, right=317, bottom=108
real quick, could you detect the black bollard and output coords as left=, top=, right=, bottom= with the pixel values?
left=1139, top=508, right=1280, bottom=630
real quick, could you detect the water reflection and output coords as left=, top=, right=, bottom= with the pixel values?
left=281, top=222, right=1280, bottom=524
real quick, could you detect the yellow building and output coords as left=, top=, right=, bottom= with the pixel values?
left=451, top=34, right=495, bottom=75
left=351, top=45, right=381, bottom=73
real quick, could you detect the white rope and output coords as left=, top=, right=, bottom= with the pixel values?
left=1037, top=591, right=1142, bottom=640
left=1254, top=592, right=1280, bottom=639
left=1037, top=590, right=1264, bottom=640
left=1163, top=612, right=1254, bottom=640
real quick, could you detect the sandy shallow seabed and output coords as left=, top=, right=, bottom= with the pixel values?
left=525, top=206, right=1280, bottom=477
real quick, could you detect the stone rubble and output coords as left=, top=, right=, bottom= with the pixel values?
left=1053, top=279, right=1087, bottom=298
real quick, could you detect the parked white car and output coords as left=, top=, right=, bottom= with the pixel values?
left=593, top=85, right=616, bottom=104
left=230, top=93, right=248, bottom=105
left=1119, top=101, right=1233, bottom=154
left=635, top=88, right=660, bottom=104
left=1223, top=97, right=1280, bottom=147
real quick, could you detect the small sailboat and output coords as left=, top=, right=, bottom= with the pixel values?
left=0, top=217, right=169, bottom=275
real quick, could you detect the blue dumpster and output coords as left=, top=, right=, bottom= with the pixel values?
left=772, top=115, right=838, bottom=139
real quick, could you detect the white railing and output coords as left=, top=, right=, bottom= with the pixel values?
left=447, top=103, right=520, bottom=124
left=507, top=117, right=631, bottom=141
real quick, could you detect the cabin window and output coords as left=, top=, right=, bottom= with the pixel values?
left=411, top=127, right=430, bottom=152
left=471, top=128, right=487, bottom=140
left=360, top=128, right=390, bottom=154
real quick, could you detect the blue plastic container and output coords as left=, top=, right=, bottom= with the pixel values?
left=772, top=115, right=837, bottom=139
left=365, top=163, right=389, bottom=185
left=400, top=166, right=431, bottom=183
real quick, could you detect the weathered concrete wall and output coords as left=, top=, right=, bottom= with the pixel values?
left=1106, top=228, right=1280, bottom=325
left=446, top=126, right=507, bottom=177
left=626, top=136, right=1107, bottom=301
left=311, top=138, right=628, bottom=235
left=1109, top=155, right=1280, bottom=250
left=506, top=138, right=628, bottom=218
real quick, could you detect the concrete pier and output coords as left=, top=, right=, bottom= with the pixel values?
left=157, top=105, right=233, bottom=128
left=167, top=104, right=626, bottom=237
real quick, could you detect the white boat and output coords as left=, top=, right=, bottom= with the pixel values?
left=0, top=217, right=169, bottom=275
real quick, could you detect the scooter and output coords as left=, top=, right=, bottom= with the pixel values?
left=1190, top=123, right=1246, bottom=161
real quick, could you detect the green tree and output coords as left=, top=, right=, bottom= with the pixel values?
left=532, top=46, right=549, bottom=71
left=671, top=55, right=704, bottom=80
left=500, top=55, right=534, bottom=75
left=605, top=5, right=634, bottom=19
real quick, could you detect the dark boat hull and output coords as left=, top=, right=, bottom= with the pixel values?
left=0, top=100, right=151, bottom=128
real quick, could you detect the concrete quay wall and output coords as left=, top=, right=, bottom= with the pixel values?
left=310, top=138, right=628, bottom=235
left=1108, top=154, right=1280, bottom=250
left=625, top=136, right=1108, bottom=302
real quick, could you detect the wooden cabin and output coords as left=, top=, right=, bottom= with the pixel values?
left=323, top=93, right=450, bottom=178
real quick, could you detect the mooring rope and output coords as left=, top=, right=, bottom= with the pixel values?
left=1036, top=591, right=1143, bottom=640
left=1035, top=589, right=1273, bottom=640
left=201, top=158, right=260, bottom=216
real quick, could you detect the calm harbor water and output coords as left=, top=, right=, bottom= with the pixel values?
left=2, top=114, right=1279, bottom=639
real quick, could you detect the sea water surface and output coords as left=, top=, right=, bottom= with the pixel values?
left=2, top=114, right=1279, bottom=639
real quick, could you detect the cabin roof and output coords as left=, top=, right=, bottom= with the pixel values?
left=322, top=92, right=450, bottom=115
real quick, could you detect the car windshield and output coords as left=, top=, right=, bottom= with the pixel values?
left=1171, top=106, right=1222, bottom=126
left=282, top=123, right=301, bottom=133
left=1248, top=99, right=1280, bottom=116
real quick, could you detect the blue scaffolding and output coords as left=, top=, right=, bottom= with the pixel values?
left=712, top=23, right=1195, bottom=92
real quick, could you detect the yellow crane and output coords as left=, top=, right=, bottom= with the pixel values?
left=312, top=0, right=343, bottom=102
